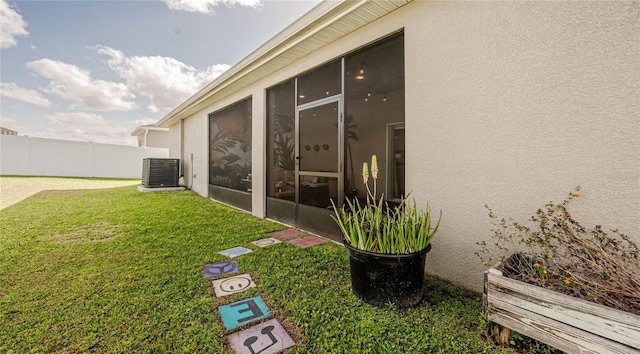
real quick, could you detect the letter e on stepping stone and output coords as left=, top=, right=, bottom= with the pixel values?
left=212, top=274, right=256, bottom=297
left=219, top=296, right=272, bottom=330
left=227, top=319, right=295, bottom=354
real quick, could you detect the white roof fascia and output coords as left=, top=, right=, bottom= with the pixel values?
left=130, top=125, right=169, bottom=137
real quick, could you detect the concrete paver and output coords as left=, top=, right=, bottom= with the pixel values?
left=287, top=235, right=328, bottom=248
left=250, top=238, right=281, bottom=247
left=227, top=319, right=295, bottom=354
left=213, top=274, right=256, bottom=297
left=219, top=296, right=272, bottom=331
left=203, top=261, right=239, bottom=279
left=268, top=229, right=307, bottom=241
left=219, top=247, right=253, bottom=258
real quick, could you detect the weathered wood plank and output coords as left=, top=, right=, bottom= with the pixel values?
left=486, top=270, right=640, bottom=349
left=487, top=285, right=640, bottom=350
left=487, top=296, right=639, bottom=354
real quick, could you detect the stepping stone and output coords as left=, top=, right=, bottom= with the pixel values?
left=203, top=261, right=239, bottom=279
left=219, top=296, right=272, bottom=331
left=287, top=235, right=328, bottom=248
left=212, top=274, right=256, bottom=297
left=227, top=318, right=295, bottom=354
left=250, top=238, right=282, bottom=248
left=268, top=229, right=307, bottom=241
left=219, top=246, right=253, bottom=258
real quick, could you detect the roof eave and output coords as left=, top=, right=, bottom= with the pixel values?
left=130, top=125, right=169, bottom=136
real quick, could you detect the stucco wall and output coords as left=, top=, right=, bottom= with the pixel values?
left=181, top=110, right=207, bottom=195
left=145, top=130, right=170, bottom=149
left=403, top=1, right=639, bottom=290
left=169, top=122, right=181, bottom=159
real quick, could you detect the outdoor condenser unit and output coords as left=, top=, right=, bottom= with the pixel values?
left=142, top=158, right=180, bottom=188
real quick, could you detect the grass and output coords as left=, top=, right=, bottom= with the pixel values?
left=0, top=176, right=139, bottom=210
left=0, top=185, right=555, bottom=353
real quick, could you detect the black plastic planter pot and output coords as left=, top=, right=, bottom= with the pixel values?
left=344, top=242, right=432, bottom=307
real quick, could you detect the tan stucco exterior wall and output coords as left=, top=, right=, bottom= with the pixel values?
left=169, top=1, right=638, bottom=291
left=145, top=130, right=170, bottom=149
left=251, top=87, right=266, bottom=217
left=180, top=116, right=205, bottom=192
left=168, top=122, right=181, bottom=159
left=403, top=1, right=639, bottom=290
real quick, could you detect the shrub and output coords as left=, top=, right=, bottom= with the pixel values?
left=476, top=187, right=640, bottom=315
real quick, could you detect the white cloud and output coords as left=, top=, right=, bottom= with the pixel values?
left=0, top=115, right=26, bottom=132
left=42, top=112, right=137, bottom=145
left=0, top=82, right=52, bottom=107
left=163, top=0, right=262, bottom=14
left=96, top=45, right=229, bottom=112
left=1, top=112, right=137, bottom=145
left=0, top=115, right=17, bottom=124
left=0, top=0, right=28, bottom=49
left=134, top=117, right=159, bottom=126
left=26, top=58, right=137, bottom=111
left=45, top=112, right=104, bottom=125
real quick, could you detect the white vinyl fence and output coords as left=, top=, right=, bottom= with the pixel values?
left=0, top=135, right=169, bottom=178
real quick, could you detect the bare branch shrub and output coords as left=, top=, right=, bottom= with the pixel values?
left=476, top=187, right=640, bottom=315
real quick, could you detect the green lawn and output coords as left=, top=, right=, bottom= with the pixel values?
left=0, top=185, right=552, bottom=353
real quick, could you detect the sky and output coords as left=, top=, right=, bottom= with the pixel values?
left=0, top=0, right=321, bottom=145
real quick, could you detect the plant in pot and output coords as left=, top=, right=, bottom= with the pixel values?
left=331, top=155, right=442, bottom=307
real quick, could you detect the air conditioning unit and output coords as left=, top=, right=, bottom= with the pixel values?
left=142, top=158, right=180, bottom=188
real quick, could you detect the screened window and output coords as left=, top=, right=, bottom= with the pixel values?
left=209, top=97, right=252, bottom=192
left=265, top=33, right=404, bottom=206
left=344, top=33, right=405, bottom=201
left=266, top=80, right=295, bottom=200
left=297, top=60, right=341, bottom=105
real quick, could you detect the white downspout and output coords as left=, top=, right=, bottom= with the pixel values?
left=143, top=128, right=149, bottom=148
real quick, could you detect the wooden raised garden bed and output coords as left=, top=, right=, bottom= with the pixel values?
left=483, top=267, right=640, bottom=353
